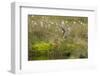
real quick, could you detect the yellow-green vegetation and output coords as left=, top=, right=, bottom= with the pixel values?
left=28, top=15, right=88, bottom=60
left=32, top=41, right=52, bottom=51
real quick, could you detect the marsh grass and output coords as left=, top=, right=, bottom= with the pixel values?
left=28, top=15, right=88, bottom=60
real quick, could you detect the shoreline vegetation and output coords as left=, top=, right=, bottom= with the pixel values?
left=28, top=15, right=88, bottom=60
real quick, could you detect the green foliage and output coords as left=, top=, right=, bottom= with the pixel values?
left=32, top=41, right=52, bottom=51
